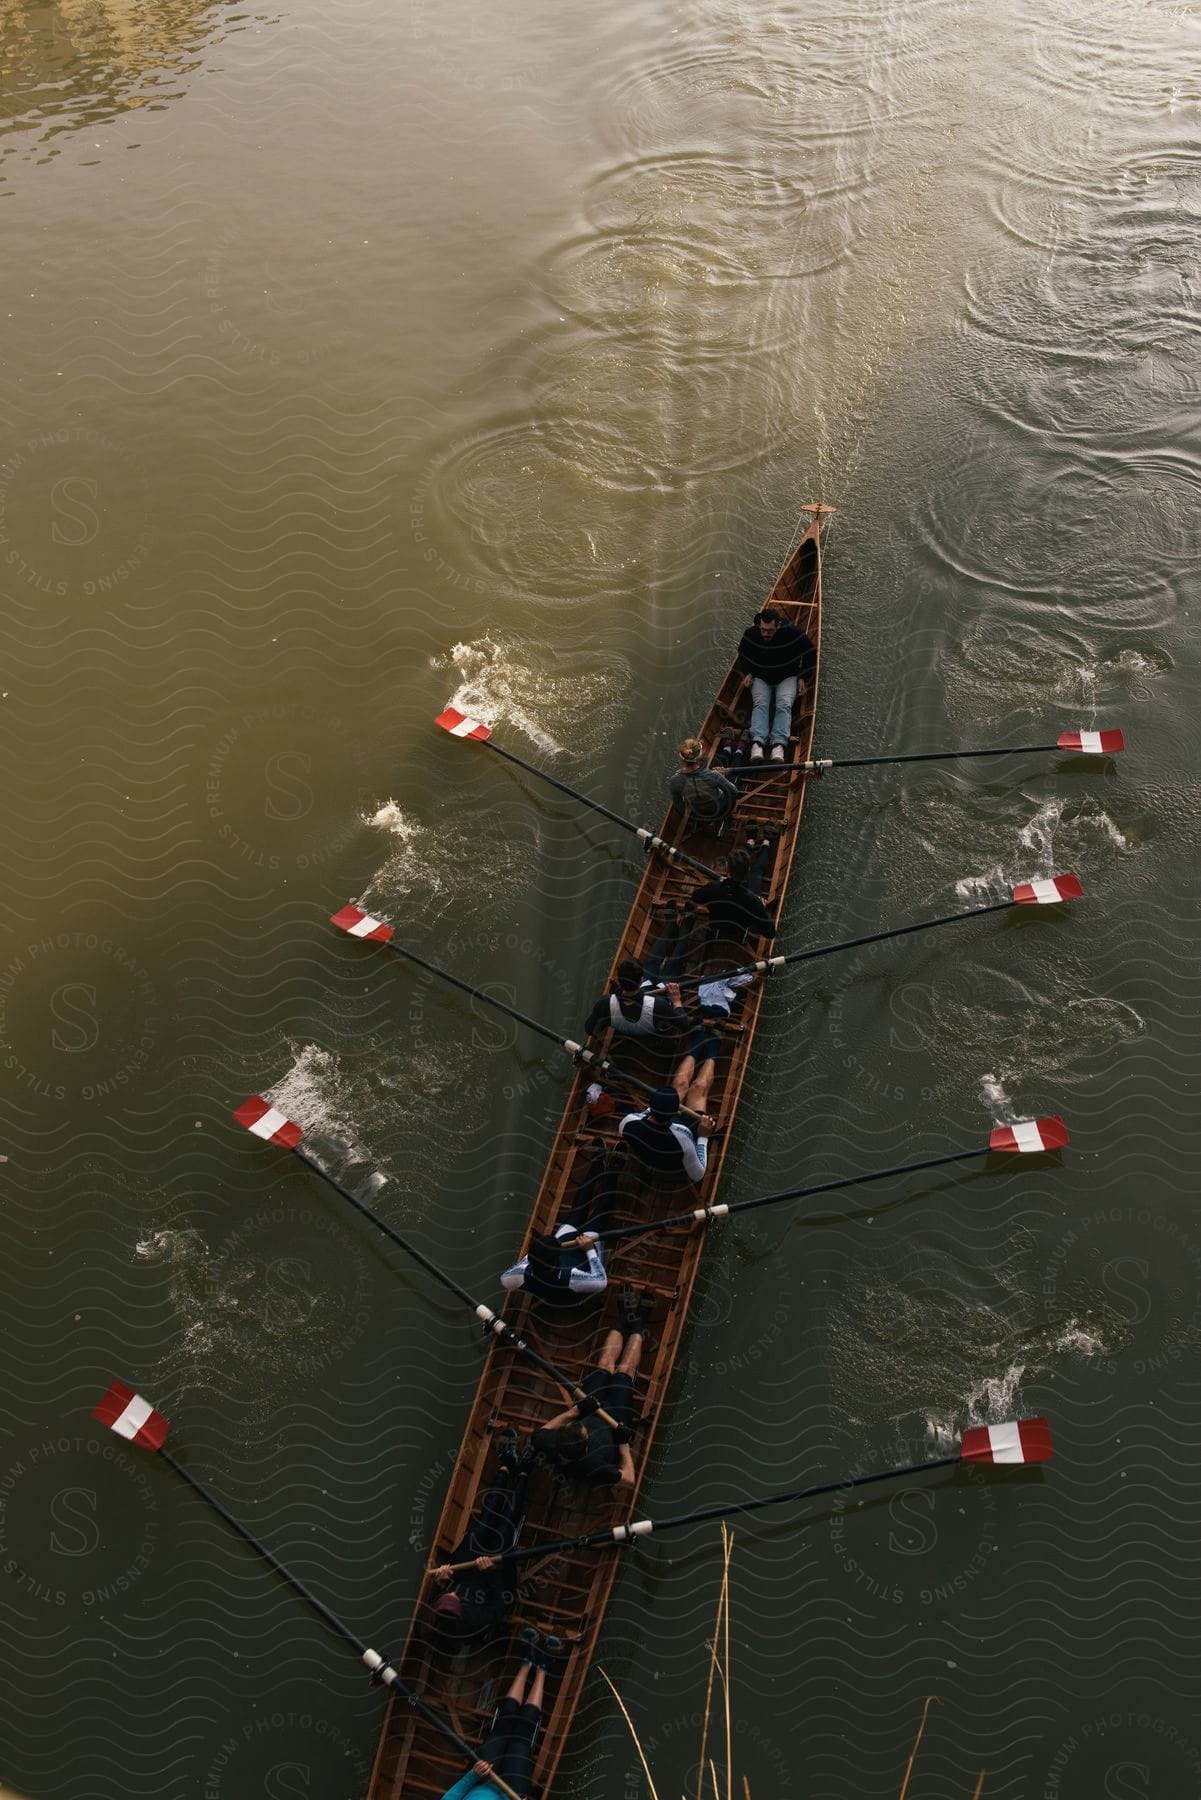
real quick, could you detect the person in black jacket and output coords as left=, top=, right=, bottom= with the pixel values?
left=735, top=606, right=817, bottom=762
left=426, top=1431, right=527, bottom=1647
left=689, top=847, right=776, bottom=948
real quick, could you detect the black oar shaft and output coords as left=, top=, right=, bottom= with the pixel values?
left=726, top=741, right=1068, bottom=777
left=579, top=1146, right=984, bottom=1246
left=478, top=1454, right=962, bottom=1568
left=380, top=939, right=655, bottom=1102
left=292, top=1147, right=622, bottom=1425
left=646, top=899, right=1014, bottom=996
left=156, top=1450, right=524, bottom=1799
left=483, top=739, right=720, bottom=880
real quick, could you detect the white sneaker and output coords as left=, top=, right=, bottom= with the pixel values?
left=749, top=741, right=764, bottom=762
left=769, top=744, right=785, bottom=762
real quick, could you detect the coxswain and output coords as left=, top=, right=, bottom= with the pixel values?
left=736, top=605, right=817, bottom=762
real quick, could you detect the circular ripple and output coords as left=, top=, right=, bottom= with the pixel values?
left=410, top=414, right=700, bottom=596
left=1020, top=0, right=1201, bottom=113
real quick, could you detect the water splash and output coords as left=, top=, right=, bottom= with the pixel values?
left=436, top=636, right=565, bottom=755
left=979, top=1072, right=1017, bottom=1121
left=266, top=1044, right=369, bottom=1163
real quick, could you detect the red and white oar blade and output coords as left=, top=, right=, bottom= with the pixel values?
left=330, top=903, right=394, bottom=943
left=989, top=1115, right=1069, bottom=1154
left=93, top=1380, right=170, bottom=1450
left=1011, top=872, right=1084, bottom=906
left=233, top=1094, right=304, bottom=1149
left=961, top=1417, right=1053, bottom=1465
left=435, top=706, right=491, bottom=742
left=1057, top=728, right=1125, bottom=754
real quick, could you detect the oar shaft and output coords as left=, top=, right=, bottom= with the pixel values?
left=293, top=1148, right=622, bottom=1427
left=157, top=1450, right=526, bottom=1800
left=382, top=939, right=656, bottom=1102
left=484, top=739, right=721, bottom=880
left=486, top=1454, right=962, bottom=1566
left=581, top=1146, right=984, bottom=1245
left=725, top=742, right=1066, bottom=776
left=644, top=899, right=1014, bottom=995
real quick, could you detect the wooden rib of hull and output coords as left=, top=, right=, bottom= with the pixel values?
left=367, top=514, right=825, bottom=1800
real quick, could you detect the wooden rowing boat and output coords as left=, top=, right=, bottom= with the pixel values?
left=366, top=509, right=827, bottom=1800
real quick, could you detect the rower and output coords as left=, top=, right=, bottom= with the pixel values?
left=437, top=1634, right=561, bottom=1800
left=425, top=1431, right=528, bottom=1648
left=668, top=735, right=739, bottom=827
left=689, top=846, right=776, bottom=948
left=583, top=956, right=689, bottom=1042
left=530, top=1288, right=652, bottom=1488
left=499, top=1141, right=621, bottom=1305
left=736, top=605, right=817, bottom=762
left=618, top=1077, right=715, bottom=1186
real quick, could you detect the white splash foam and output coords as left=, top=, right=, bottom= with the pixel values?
left=1055, top=1320, right=1107, bottom=1358
left=1018, top=797, right=1064, bottom=870
left=267, top=1045, right=369, bottom=1163
left=135, top=1227, right=208, bottom=1265
left=962, top=1362, right=1026, bottom=1422
left=437, top=636, right=565, bottom=755
left=979, top=1073, right=1016, bottom=1122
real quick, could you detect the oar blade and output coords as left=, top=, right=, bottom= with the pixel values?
left=961, top=1417, right=1053, bottom=1464
left=1057, top=728, right=1125, bottom=754
left=93, top=1379, right=170, bottom=1450
left=989, top=1115, right=1069, bottom=1154
left=330, top=903, right=394, bottom=942
left=233, top=1094, right=304, bottom=1149
left=1011, top=872, right=1083, bottom=905
left=435, top=706, right=492, bottom=742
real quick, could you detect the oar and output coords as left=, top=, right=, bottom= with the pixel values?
left=560, top=1115, right=1070, bottom=1246
left=91, top=1383, right=530, bottom=1800
left=434, top=707, right=722, bottom=880
left=231, top=1095, right=625, bottom=1429
left=643, top=873, right=1084, bottom=995
left=328, top=906, right=668, bottom=1112
left=724, top=726, right=1125, bottom=777
left=438, top=1417, right=1053, bottom=1570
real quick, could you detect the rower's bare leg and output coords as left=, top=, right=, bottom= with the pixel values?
left=683, top=1054, right=717, bottom=1116
left=528, top=1667, right=547, bottom=1710
left=671, top=1053, right=696, bottom=1105
left=596, top=1329, right=623, bottom=1374
left=506, top=1662, right=531, bottom=1705
left=617, top=1330, right=643, bottom=1379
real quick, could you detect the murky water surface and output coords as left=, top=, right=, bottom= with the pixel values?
left=2, top=0, right=1199, bottom=1795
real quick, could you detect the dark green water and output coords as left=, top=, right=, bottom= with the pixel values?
left=2, top=0, right=1199, bottom=1796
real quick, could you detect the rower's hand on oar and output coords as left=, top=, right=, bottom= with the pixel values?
left=432, top=1565, right=453, bottom=1583
left=698, top=1113, right=717, bottom=1133
left=473, top=1555, right=496, bottom=1570
left=663, top=981, right=682, bottom=1005
left=473, top=1761, right=495, bottom=1779
left=576, top=1232, right=599, bottom=1249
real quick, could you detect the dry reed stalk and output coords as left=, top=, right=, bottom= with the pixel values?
left=970, top=1774, right=986, bottom=1798
left=598, top=1667, right=661, bottom=1800
left=695, top=1527, right=734, bottom=1800
left=897, top=1695, right=939, bottom=1800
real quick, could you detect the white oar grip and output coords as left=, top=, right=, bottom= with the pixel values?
left=363, top=1649, right=399, bottom=1685
left=612, top=1520, right=654, bottom=1542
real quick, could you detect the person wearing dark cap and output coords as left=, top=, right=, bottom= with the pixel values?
left=499, top=1141, right=621, bottom=1305
left=668, top=736, right=739, bottom=826
left=617, top=1069, right=715, bottom=1186
left=735, top=606, right=816, bottom=762
left=530, top=1287, right=653, bottom=1488
left=426, top=1430, right=528, bottom=1648
left=438, top=1631, right=563, bottom=1800
left=582, top=956, right=689, bottom=1042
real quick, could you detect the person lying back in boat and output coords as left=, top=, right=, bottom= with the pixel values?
left=668, top=736, right=739, bottom=826
left=438, top=1632, right=561, bottom=1800
left=689, top=846, right=776, bottom=947
left=736, top=605, right=817, bottom=762
left=618, top=1078, right=715, bottom=1186
left=500, top=1140, right=621, bottom=1305
left=529, top=1288, right=652, bottom=1488
left=426, top=1430, right=527, bottom=1648
left=583, top=956, right=690, bottom=1042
